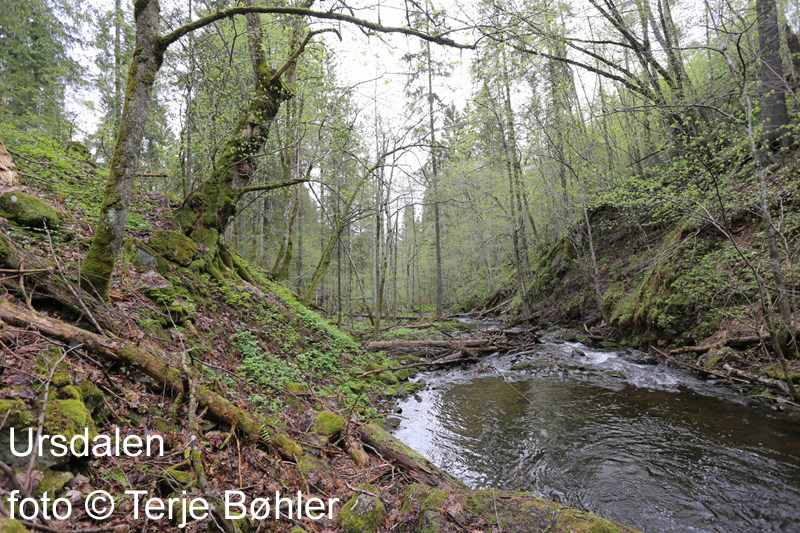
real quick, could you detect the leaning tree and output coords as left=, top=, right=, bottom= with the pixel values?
left=79, top=0, right=472, bottom=299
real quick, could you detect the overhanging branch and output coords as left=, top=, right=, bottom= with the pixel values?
left=160, top=6, right=474, bottom=49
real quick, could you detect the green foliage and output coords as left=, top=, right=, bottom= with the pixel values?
left=236, top=331, right=298, bottom=380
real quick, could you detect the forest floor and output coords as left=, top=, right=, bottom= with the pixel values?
left=0, top=127, right=638, bottom=531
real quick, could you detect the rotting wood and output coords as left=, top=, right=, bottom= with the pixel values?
left=669, top=334, right=769, bottom=355
left=355, top=422, right=463, bottom=492
left=722, top=363, right=791, bottom=395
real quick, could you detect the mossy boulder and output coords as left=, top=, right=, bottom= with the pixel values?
left=401, top=483, right=449, bottom=533
left=338, top=484, right=386, bottom=533
left=312, top=411, right=345, bottom=438
left=78, top=380, right=105, bottom=414
left=0, top=397, right=95, bottom=467
left=0, top=190, right=62, bottom=229
left=148, top=229, right=198, bottom=267
left=51, top=372, right=72, bottom=387
left=56, top=385, right=82, bottom=401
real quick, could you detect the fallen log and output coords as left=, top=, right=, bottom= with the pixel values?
left=356, top=351, right=477, bottom=377
left=366, top=338, right=493, bottom=351
left=356, top=422, right=463, bottom=492
left=0, top=299, right=264, bottom=439
left=722, top=363, right=791, bottom=395
left=669, top=334, right=767, bottom=355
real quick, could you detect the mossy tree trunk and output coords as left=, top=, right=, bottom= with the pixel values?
left=81, top=0, right=164, bottom=298
left=174, top=60, right=292, bottom=270
left=78, top=4, right=469, bottom=299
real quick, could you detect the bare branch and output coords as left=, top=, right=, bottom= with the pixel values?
left=160, top=6, right=474, bottom=49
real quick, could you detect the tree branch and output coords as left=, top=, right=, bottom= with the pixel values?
left=273, top=28, right=341, bottom=81
left=235, top=178, right=309, bottom=199
left=160, top=6, right=474, bottom=49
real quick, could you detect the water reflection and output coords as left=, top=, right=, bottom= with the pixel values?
left=394, top=353, right=800, bottom=532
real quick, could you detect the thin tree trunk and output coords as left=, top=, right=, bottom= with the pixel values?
left=81, top=0, right=165, bottom=298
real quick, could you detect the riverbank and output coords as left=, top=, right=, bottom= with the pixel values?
left=0, top=126, right=636, bottom=532
left=382, top=322, right=800, bottom=532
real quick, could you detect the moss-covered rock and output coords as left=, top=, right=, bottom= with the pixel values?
left=56, top=385, right=82, bottom=401
left=78, top=380, right=105, bottom=414
left=0, top=397, right=95, bottom=467
left=149, top=229, right=198, bottom=266
left=51, top=372, right=72, bottom=387
left=338, top=484, right=386, bottom=533
left=0, top=190, right=62, bottom=229
left=400, top=483, right=449, bottom=532
left=312, top=411, right=345, bottom=438
left=297, top=454, right=334, bottom=478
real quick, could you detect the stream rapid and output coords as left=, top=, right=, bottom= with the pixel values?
left=391, top=320, right=800, bottom=532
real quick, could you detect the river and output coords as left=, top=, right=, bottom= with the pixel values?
left=392, top=325, right=800, bottom=532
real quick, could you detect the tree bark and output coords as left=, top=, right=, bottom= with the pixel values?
left=755, top=0, right=791, bottom=147
left=81, top=0, right=165, bottom=298
left=174, top=61, right=290, bottom=261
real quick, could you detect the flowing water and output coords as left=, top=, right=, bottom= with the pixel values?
left=392, top=324, right=800, bottom=532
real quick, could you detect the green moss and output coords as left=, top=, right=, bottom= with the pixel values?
left=590, top=519, right=623, bottom=533
left=0, top=399, right=34, bottom=427
left=165, top=467, right=194, bottom=485
left=338, top=485, right=386, bottom=533
left=34, top=469, right=73, bottom=497
left=297, top=455, right=332, bottom=476
left=0, top=190, right=63, bottom=229
left=44, top=399, right=96, bottom=443
left=286, top=382, right=308, bottom=394
left=0, top=518, right=31, bottom=533
left=149, top=229, right=198, bottom=267
left=312, top=411, right=345, bottom=438
left=273, top=434, right=303, bottom=456
left=56, top=385, right=82, bottom=401
left=78, top=381, right=105, bottom=414
left=51, top=372, right=72, bottom=387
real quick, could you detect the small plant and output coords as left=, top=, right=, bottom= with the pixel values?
left=234, top=331, right=300, bottom=392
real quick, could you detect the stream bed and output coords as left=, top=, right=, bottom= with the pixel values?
left=392, top=328, right=800, bottom=532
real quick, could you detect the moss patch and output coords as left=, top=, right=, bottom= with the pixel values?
left=0, top=518, right=31, bottom=533
left=338, top=484, right=386, bottom=533
left=312, top=411, right=345, bottom=437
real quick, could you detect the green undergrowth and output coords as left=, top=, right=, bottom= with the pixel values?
left=0, top=121, right=153, bottom=231
left=524, top=204, right=797, bottom=348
